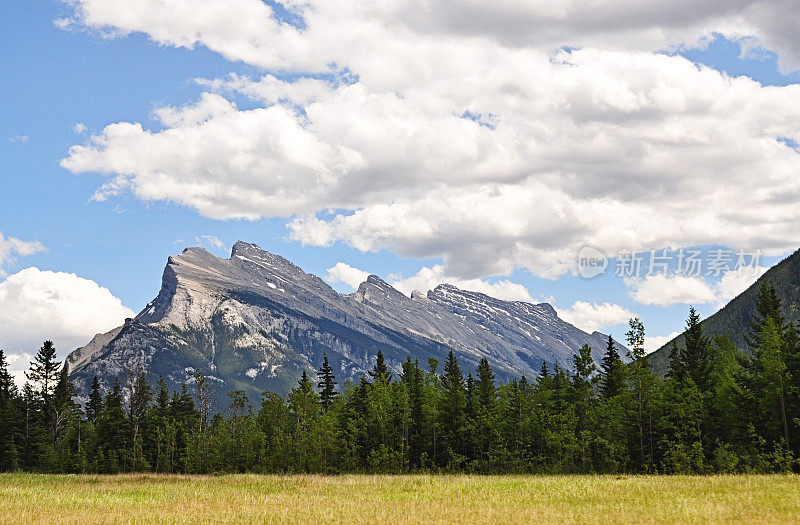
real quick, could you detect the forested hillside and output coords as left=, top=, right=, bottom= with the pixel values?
left=650, top=249, right=800, bottom=375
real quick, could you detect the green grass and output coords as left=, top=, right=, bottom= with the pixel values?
left=0, top=473, right=798, bottom=524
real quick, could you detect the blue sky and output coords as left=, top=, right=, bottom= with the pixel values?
left=2, top=1, right=800, bottom=379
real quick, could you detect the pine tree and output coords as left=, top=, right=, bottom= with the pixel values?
left=439, top=350, right=465, bottom=463
left=679, top=307, right=713, bottom=393
left=400, top=357, right=425, bottom=467
left=51, top=366, right=76, bottom=448
left=287, top=371, right=319, bottom=471
left=26, top=341, right=60, bottom=402
left=600, top=335, right=625, bottom=399
left=316, top=354, right=338, bottom=412
left=539, top=361, right=550, bottom=381
left=0, top=350, right=19, bottom=471
left=129, top=370, right=151, bottom=470
left=667, top=341, right=683, bottom=380
left=96, top=378, right=128, bottom=472
left=0, top=350, right=14, bottom=402
left=758, top=317, right=790, bottom=446
left=87, top=376, right=103, bottom=423
left=746, top=282, right=784, bottom=352
left=368, top=350, right=392, bottom=383
left=475, top=358, right=496, bottom=411
left=465, top=373, right=476, bottom=421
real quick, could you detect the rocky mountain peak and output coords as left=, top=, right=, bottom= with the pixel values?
left=68, top=241, right=623, bottom=406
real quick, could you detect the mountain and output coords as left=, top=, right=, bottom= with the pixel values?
left=649, top=249, right=800, bottom=375
left=67, top=241, right=623, bottom=404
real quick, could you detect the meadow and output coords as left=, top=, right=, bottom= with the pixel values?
left=0, top=473, right=798, bottom=524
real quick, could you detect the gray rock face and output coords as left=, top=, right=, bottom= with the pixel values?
left=68, top=241, right=623, bottom=405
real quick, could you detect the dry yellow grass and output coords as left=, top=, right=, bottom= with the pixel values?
left=0, top=473, right=798, bottom=524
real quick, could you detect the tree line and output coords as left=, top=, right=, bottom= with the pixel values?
left=0, top=282, right=798, bottom=474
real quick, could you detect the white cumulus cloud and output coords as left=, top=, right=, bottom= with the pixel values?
left=59, top=1, right=800, bottom=71
left=326, top=262, right=371, bottom=289
left=0, top=232, right=45, bottom=275
left=0, top=268, right=135, bottom=384
left=59, top=1, right=800, bottom=280
left=644, top=331, right=682, bottom=353
left=627, top=265, right=772, bottom=307
left=556, top=301, right=635, bottom=334
left=627, top=274, right=717, bottom=307
left=714, top=266, right=771, bottom=306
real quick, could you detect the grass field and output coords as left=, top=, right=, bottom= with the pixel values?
left=1, top=473, right=798, bottom=524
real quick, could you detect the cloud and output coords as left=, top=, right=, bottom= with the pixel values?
left=714, top=265, right=771, bottom=306
left=0, top=232, right=45, bottom=275
left=644, top=331, right=681, bottom=353
left=63, top=93, right=364, bottom=219
left=60, top=1, right=800, bottom=280
left=73, top=122, right=88, bottom=134
left=556, top=301, right=635, bottom=333
left=59, top=1, right=800, bottom=71
left=326, top=262, right=371, bottom=290
left=627, top=265, right=771, bottom=307
left=390, top=265, right=535, bottom=302
left=627, top=274, right=717, bottom=307
left=8, top=135, right=29, bottom=144
left=326, top=262, right=534, bottom=302
left=0, top=268, right=134, bottom=385
left=195, top=234, right=225, bottom=251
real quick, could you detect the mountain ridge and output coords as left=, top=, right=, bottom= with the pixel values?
left=67, top=241, right=625, bottom=404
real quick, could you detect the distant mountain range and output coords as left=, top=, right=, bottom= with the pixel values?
left=649, top=249, right=800, bottom=375
left=67, top=241, right=623, bottom=404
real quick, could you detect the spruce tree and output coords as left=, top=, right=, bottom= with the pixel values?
left=539, top=361, right=550, bottom=381
left=129, top=370, right=151, bottom=470
left=368, top=350, right=392, bottom=383
left=679, top=307, right=713, bottom=392
left=0, top=350, right=19, bottom=471
left=758, top=317, right=790, bottom=446
left=20, top=382, right=43, bottom=470
left=26, top=341, right=60, bottom=402
left=746, top=282, right=784, bottom=352
left=667, top=341, right=683, bottom=380
left=600, top=335, right=624, bottom=399
left=0, top=350, right=13, bottom=402
left=154, top=377, right=170, bottom=419
left=287, top=371, right=319, bottom=470
left=51, top=366, right=76, bottom=447
left=475, top=358, right=496, bottom=410
left=440, top=350, right=466, bottom=462
left=400, top=357, right=425, bottom=466
left=465, top=373, right=476, bottom=421
left=87, top=376, right=103, bottom=423
left=316, top=353, right=338, bottom=412
left=97, top=378, right=128, bottom=472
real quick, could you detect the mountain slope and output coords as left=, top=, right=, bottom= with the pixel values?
left=649, top=249, right=800, bottom=375
left=67, top=241, right=623, bottom=404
